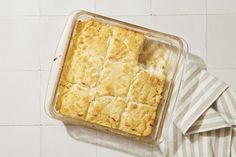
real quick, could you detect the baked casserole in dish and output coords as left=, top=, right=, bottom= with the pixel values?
left=45, top=11, right=187, bottom=143
left=56, top=20, right=166, bottom=136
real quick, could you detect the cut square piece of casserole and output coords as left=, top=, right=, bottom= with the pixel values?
left=56, top=83, right=90, bottom=119
left=61, top=53, right=104, bottom=87
left=55, top=19, right=166, bottom=137
left=106, top=26, right=144, bottom=64
left=119, top=102, right=156, bottom=136
left=86, top=96, right=126, bottom=128
left=61, top=20, right=112, bottom=87
left=128, top=70, right=165, bottom=107
left=96, top=61, right=139, bottom=97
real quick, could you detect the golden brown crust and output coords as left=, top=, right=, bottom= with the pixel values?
left=61, top=53, right=104, bottom=87
left=55, top=19, right=166, bottom=137
left=97, top=61, right=139, bottom=97
left=75, top=20, right=111, bottom=58
left=56, top=83, right=90, bottom=119
left=60, top=20, right=112, bottom=87
left=86, top=97, right=126, bottom=128
left=119, top=102, right=156, bottom=136
left=106, top=26, right=144, bottom=64
left=127, top=70, right=165, bottom=107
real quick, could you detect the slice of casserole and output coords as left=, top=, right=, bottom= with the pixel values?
left=61, top=20, right=111, bottom=87
left=96, top=61, right=139, bottom=97
left=119, top=102, right=156, bottom=136
left=127, top=70, right=165, bottom=107
left=86, top=96, right=126, bottom=129
left=56, top=83, right=90, bottom=119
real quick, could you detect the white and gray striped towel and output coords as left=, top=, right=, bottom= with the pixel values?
left=156, top=53, right=236, bottom=157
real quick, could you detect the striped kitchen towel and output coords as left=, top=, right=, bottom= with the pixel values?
left=157, top=53, right=236, bottom=157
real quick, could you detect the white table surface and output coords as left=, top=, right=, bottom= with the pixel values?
left=0, top=0, right=236, bottom=157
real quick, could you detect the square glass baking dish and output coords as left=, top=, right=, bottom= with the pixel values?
left=44, top=10, right=188, bottom=144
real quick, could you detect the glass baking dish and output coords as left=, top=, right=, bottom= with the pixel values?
left=44, top=10, right=188, bottom=144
